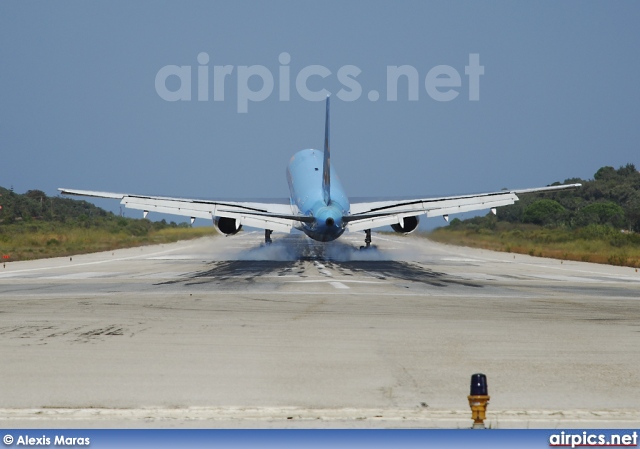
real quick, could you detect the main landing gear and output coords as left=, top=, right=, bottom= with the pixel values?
left=360, top=229, right=372, bottom=250
left=265, top=229, right=273, bottom=244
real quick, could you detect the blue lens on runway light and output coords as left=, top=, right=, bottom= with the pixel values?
left=470, top=373, right=488, bottom=395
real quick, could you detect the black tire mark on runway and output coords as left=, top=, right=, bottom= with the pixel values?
left=328, top=261, right=482, bottom=288
left=155, top=260, right=296, bottom=286
left=155, top=259, right=481, bottom=289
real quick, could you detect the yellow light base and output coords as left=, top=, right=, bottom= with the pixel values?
left=468, top=394, right=490, bottom=429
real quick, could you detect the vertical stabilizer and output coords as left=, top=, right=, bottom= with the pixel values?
left=323, top=95, right=331, bottom=205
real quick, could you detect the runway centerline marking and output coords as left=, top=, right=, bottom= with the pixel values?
left=329, top=281, right=350, bottom=289
left=313, top=261, right=333, bottom=277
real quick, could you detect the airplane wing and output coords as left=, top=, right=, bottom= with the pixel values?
left=345, top=183, right=582, bottom=232
left=58, top=188, right=305, bottom=233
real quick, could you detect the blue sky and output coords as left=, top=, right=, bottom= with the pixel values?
left=1, top=1, right=639, bottom=225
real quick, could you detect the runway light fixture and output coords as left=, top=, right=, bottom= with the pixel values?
left=468, top=373, right=490, bottom=429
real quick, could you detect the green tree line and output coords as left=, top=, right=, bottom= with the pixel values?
left=0, top=186, right=189, bottom=236
left=486, top=163, right=640, bottom=231
left=435, top=164, right=640, bottom=266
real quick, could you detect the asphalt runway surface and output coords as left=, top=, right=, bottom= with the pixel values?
left=0, top=231, right=639, bottom=428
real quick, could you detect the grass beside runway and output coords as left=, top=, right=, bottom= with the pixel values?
left=0, top=222, right=217, bottom=262
left=427, top=222, right=640, bottom=268
left=0, top=186, right=218, bottom=262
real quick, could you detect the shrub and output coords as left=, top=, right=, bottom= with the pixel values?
left=523, top=200, right=566, bottom=226
left=577, top=202, right=625, bottom=228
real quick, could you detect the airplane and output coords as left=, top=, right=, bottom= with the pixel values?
left=59, top=96, right=581, bottom=248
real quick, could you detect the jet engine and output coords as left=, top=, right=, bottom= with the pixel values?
left=390, top=216, right=419, bottom=234
left=214, top=217, right=242, bottom=235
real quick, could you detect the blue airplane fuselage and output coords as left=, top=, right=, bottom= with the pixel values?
left=286, top=149, right=350, bottom=242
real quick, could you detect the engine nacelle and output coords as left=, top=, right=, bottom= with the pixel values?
left=391, top=216, right=419, bottom=234
left=214, top=217, right=242, bottom=235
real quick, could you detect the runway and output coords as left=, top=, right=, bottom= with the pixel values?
left=0, top=231, right=639, bottom=428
